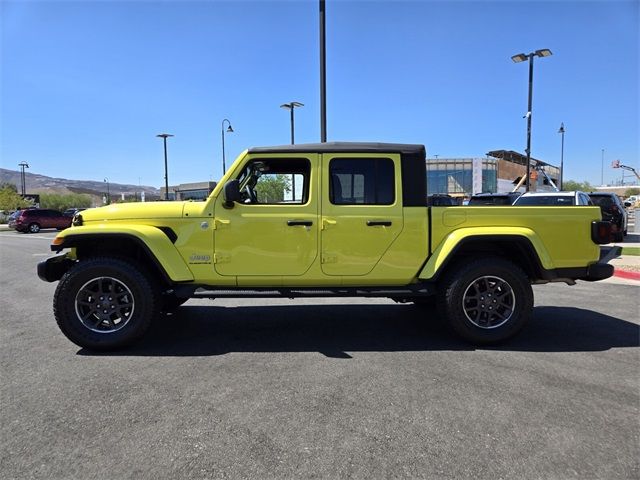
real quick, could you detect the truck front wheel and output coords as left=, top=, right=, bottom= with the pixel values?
left=53, top=257, right=160, bottom=350
left=437, top=257, right=533, bottom=344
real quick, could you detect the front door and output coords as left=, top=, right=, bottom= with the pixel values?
left=320, top=153, right=404, bottom=276
left=213, top=154, right=318, bottom=277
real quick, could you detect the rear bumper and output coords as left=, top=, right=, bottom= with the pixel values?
left=580, top=262, right=614, bottom=282
left=548, top=262, right=614, bottom=283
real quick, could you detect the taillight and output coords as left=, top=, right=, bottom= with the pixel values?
left=591, top=221, right=612, bottom=244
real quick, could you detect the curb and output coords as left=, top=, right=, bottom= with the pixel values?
left=613, top=268, right=640, bottom=281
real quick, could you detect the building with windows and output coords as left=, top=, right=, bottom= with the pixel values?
left=426, top=158, right=497, bottom=197
left=426, top=150, right=560, bottom=197
left=160, top=181, right=217, bottom=201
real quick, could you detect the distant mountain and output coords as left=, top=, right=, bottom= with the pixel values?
left=0, top=168, right=160, bottom=196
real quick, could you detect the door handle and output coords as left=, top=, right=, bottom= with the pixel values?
left=366, top=220, right=392, bottom=227
left=287, top=220, right=313, bottom=227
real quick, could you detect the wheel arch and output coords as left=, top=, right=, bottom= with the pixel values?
left=52, top=229, right=194, bottom=284
left=419, top=231, right=551, bottom=282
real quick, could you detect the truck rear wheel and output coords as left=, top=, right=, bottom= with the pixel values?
left=437, top=257, right=533, bottom=344
left=53, top=257, right=160, bottom=350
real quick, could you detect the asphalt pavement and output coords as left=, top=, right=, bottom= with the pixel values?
left=1, top=229, right=638, bottom=479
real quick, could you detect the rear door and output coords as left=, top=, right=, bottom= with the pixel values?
left=41, top=210, right=54, bottom=228
left=320, top=153, right=403, bottom=276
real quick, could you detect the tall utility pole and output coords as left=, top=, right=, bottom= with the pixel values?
left=511, top=49, right=553, bottom=191
left=18, top=162, right=29, bottom=196
left=558, top=123, right=565, bottom=190
left=156, top=133, right=174, bottom=200
left=319, top=0, right=327, bottom=142
left=280, top=102, right=304, bottom=144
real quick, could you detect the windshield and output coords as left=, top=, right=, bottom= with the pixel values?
left=589, top=196, right=614, bottom=207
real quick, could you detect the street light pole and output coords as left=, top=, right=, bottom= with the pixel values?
left=558, top=123, right=565, bottom=190
left=280, top=102, right=304, bottom=144
left=319, top=0, right=327, bottom=142
left=511, top=49, right=553, bottom=192
left=156, top=133, right=174, bottom=200
left=18, top=162, right=29, bottom=196
left=221, top=119, right=233, bottom=175
left=104, top=178, right=110, bottom=205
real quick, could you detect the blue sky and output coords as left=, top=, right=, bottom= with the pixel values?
left=1, top=0, right=638, bottom=188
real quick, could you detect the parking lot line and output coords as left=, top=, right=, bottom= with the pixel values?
left=0, top=234, right=55, bottom=240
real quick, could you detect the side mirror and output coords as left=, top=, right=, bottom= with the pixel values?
left=624, top=201, right=632, bottom=208
left=223, top=179, right=241, bottom=208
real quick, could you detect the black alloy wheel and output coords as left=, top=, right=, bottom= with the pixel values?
left=437, top=257, right=533, bottom=344
left=53, top=257, right=160, bottom=350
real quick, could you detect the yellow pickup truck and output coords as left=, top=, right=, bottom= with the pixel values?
left=38, top=143, right=613, bottom=350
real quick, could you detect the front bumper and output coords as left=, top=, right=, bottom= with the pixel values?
left=37, top=255, right=75, bottom=282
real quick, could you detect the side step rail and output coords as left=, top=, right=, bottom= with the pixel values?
left=172, top=284, right=436, bottom=300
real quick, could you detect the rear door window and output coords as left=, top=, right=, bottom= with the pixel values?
left=329, top=158, right=395, bottom=205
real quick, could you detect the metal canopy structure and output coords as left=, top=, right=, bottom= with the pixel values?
left=486, top=149, right=553, bottom=168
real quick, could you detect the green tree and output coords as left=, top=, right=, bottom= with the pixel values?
left=255, top=174, right=291, bottom=203
left=39, top=193, right=92, bottom=212
left=562, top=180, right=595, bottom=192
left=624, top=188, right=640, bottom=197
left=0, top=182, right=18, bottom=193
left=0, top=186, right=33, bottom=212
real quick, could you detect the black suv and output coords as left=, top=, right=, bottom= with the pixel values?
left=427, top=194, right=458, bottom=206
left=468, top=192, right=521, bottom=206
left=588, top=192, right=628, bottom=242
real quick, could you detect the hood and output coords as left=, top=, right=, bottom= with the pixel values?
left=80, top=202, right=186, bottom=222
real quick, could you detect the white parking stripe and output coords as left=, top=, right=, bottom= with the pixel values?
left=0, top=234, right=55, bottom=240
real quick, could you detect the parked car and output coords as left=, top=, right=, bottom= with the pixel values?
left=427, top=194, right=458, bottom=206
left=588, top=192, right=628, bottom=242
left=468, top=192, right=522, bottom=206
left=13, top=209, right=71, bottom=233
left=7, top=209, right=29, bottom=230
left=63, top=208, right=87, bottom=217
left=625, top=195, right=639, bottom=208
left=512, top=191, right=593, bottom=206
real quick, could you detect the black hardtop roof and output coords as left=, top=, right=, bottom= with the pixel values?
left=248, top=142, right=425, bottom=157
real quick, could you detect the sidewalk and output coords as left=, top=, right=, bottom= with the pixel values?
left=600, top=205, right=640, bottom=283
left=602, top=231, right=640, bottom=282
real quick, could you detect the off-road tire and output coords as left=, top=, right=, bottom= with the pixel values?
left=53, top=257, right=160, bottom=350
left=437, top=257, right=533, bottom=344
left=28, top=223, right=40, bottom=233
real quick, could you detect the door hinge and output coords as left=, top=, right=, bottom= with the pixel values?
left=321, top=253, right=337, bottom=264
left=213, top=252, right=231, bottom=264
left=213, top=218, right=231, bottom=230
left=321, top=218, right=337, bottom=230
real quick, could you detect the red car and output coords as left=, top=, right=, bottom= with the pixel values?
left=10, top=209, right=71, bottom=233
